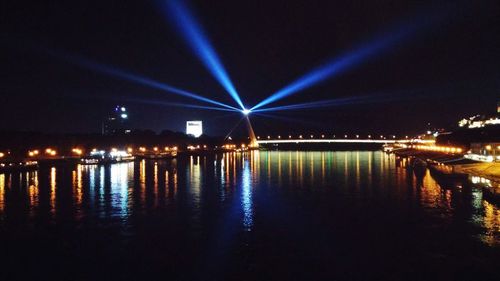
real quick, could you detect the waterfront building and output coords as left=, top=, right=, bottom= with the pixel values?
left=186, top=121, right=203, bottom=138
left=465, top=142, right=500, bottom=162
left=102, top=105, right=131, bottom=135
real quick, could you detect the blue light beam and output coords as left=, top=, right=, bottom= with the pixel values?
left=252, top=89, right=433, bottom=113
left=44, top=49, right=239, bottom=111
left=252, top=95, right=380, bottom=113
left=251, top=20, right=428, bottom=111
left=113, top=97, right=240, bottom=112
left=162, top=0, right=245, bottom=110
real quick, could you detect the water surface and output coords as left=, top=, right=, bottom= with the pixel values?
left=1, top=151, right=499, bottom=280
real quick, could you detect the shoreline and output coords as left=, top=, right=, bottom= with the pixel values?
left=392, top=148, right=500, bottom=201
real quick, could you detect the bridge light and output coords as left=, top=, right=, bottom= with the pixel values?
left=368, top=135, right=371, bottom=138
left=310, top=135, right=314, bottom=138
left=356, top=135, right=359, bottom=138
left=257, top=136, right=260, bottom=139
left=299, top=135, right=303, bottom=139
left=344, top=135, right=347, bottom=138
left=278, top=135, right=281, bottom=139
left=267, top=136, right=271, bottom=139
left=289, top=135, right=292, bottom=139
left=321, top=134, right=325, bottom=138
left=380, top=135, right=383, bottom=138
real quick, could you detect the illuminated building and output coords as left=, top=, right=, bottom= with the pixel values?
left=186, top=121, right=203, bottom=138
left=465, top=143, right=500, bottom=162
left=103, top=105, right=131, bottom=135
left=458, top=102, right=500, bottom=129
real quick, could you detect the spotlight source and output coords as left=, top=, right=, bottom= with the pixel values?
left=242, top=109, right=251, bottom=115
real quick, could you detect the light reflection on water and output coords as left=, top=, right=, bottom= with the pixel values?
left=0, top=151, right=499, bottom=246
left=241, top=156, right=253, bottom=231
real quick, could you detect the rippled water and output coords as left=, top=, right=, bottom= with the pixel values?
left=1, top=151, right=499, bottom=280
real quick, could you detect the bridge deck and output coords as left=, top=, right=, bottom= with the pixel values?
left=256, top=139, right=425, bottom=144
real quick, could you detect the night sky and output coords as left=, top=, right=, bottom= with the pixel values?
left=2, top=0, right=499, bottom=136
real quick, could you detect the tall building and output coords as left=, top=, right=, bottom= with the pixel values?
left=103, top=105, right=131, bottom=135
left=186, top=121, right=203, bottom=138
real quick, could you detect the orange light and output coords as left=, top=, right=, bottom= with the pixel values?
left=153, top=147, right=158, bottom=152
left=127, top=147, right=133, bottom=153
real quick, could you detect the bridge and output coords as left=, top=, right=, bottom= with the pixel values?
left=255, top=136, right=434, bottom=145
left=259, top=139, right=402, bottom=144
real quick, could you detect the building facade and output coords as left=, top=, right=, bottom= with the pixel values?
left=186, top=121, right=203, bottom=138
left=103, top=105, right=131, bottom=135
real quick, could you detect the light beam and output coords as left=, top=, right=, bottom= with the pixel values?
left=251, top=20, right=427, bottom=111
left=162, top=0, right=245, bottom=109
left=45, top=49, right=239, bottom=111
left=252, top=89, right=433, bottom=113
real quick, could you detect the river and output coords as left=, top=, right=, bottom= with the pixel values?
left=1, top=151, right=499, bottom=280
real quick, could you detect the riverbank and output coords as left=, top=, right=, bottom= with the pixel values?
left=392, top=148, right=500, bottom=200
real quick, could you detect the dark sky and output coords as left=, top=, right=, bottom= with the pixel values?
left=2, top=0, right=499, bottom=136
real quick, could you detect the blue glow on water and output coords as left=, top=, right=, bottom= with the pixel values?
left=162, top=0, right=245, bottom=110
left=241, top=157, right=253, bottom=231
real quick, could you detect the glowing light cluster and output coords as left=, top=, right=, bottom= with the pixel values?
left=412, top=145, right=463, bottom=154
